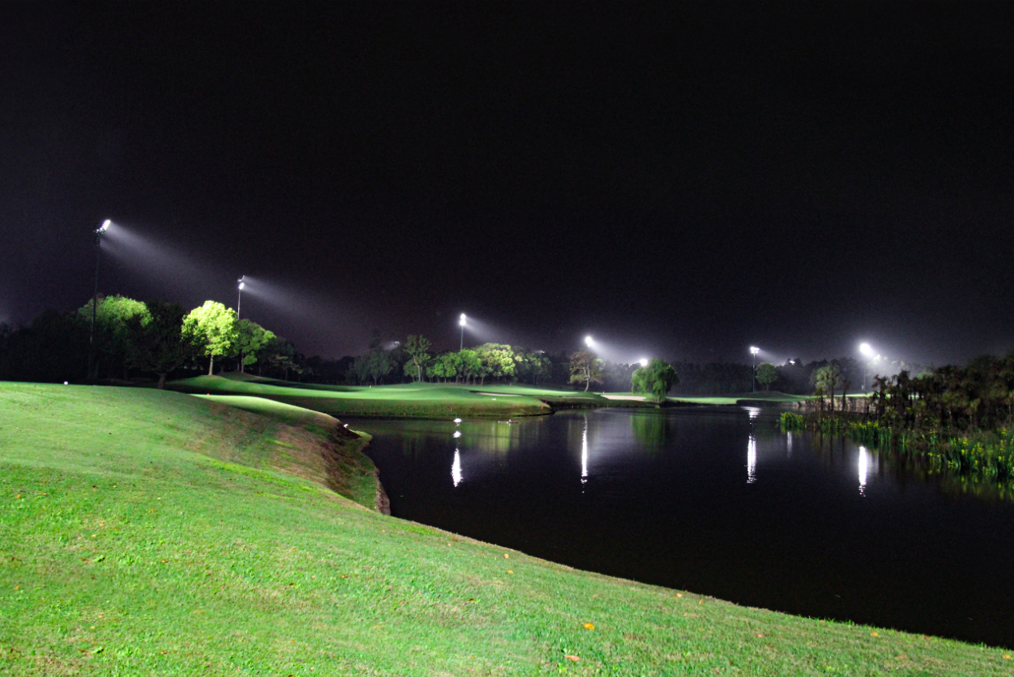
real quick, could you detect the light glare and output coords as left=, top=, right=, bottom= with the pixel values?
left=750, top=346, right=760, bottom=355
left=639, top=358, right=649, bottom=367
left=585, top=335, right=594, bottom=347
left=459, top=313, right=467, bottom=327
left=859, top=342, right=874, bottom=357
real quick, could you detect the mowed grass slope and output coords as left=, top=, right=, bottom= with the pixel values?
left=2, top=384, right=1011, bottom=675
left=169, top=375, right=570, bottom=418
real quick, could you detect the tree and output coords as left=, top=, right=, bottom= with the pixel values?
left=755, top=362, right=778, bottom=391
left=351, top=343, right=396, bottom=385
left=631, top=358, right=679, bottom=403
left=569, top=350, right=604, bottom=392
left=235, top=319, right=275, bottom=373
left=813, top=363, right=843, bottom=413
left=183, top=301, right=238, bottom=375
left=124, top=301, right=199, bottom=388
left=458, top=349, right=482, bottom=384
left=77, top=294, right=149, bottom=379
left=475, top=343, right=519, bottom=384
left=427, top=351, right=462, bottom=382
left=403, top=334, right=432, bottom=382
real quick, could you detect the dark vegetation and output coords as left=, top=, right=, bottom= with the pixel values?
left=783, top=353, right=1014, bottom=487
left=1, top=296, right=683, bottom=395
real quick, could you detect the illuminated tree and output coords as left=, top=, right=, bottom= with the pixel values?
left=813, top=363, right=843, bottom=413
left=77, top=294, right=149, bottom=379
left=403, top=334, right=432, bottom=381
left=183, top=301, right=238, bottom=375
left=631, top=358, right=679, bottom=403
left=755, top=362, right=778, bottom=391
left=427, top=351, right=462, bottom=382
left=475, top=343, right=519, bottom=384
left=569, top=350, right=604, bottom=392
left=235, top=319, right=275, bottom=373
left=458, top=349, right=482, bottom=384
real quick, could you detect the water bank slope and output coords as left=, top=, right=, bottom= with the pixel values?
left=169, top=375, right=568, bottom=418
left=1, top=383, right=1010, bottom=675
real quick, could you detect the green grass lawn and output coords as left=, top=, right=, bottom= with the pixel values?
left=672, top=392, right=811, bottom=406
left=2, top=382, right=1011, bottom=675
left=167, top=375, right=622, bottom=418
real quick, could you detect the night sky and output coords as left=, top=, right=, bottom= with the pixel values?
left=3, top=2, right=1013, bottom=365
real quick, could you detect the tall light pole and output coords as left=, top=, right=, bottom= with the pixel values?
left=859, top=342, right=874, bottom=392
left=87, top=219, right=112, bottom=380
left=459, top=313, right=466, bottom=351
left=750, top=346, right=760, bottom=392
left=237, top=276, right=246, bottom=319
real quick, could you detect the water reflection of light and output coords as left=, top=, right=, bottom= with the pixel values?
left=858, top=445, right=869, bottom=496
left=787, top=431, right=793, bottom=458
left=745, top=406, right=761, bottom=420
left=453, top=430, right=461, bottom=438
left=747, top=435, right=757, bottom=484
left=581, top=417, right=589, bottom=485
left=451, top=448, right=463, bottom=487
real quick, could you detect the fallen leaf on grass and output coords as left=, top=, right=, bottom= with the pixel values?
left=565, top=655, right=580, bottom=662
left=870, top=632, right=879, bottom=637
left=584, top=623, right=595, bottom=630
left=755, top=633, right=765, bottom=638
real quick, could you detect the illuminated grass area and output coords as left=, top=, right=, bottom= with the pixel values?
left=167, top=375, right=607, bottom=418
left=2, top=383, right=1011, bottom=675
left=672, top=392, right=811, bottom=406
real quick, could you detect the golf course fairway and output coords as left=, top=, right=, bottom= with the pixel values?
left=2, top=382, right=1010, bottom=675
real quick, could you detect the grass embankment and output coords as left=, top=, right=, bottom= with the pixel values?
left=3, top=383, right=1012, bottom=674
left=168, top=374, right=625, bottom=418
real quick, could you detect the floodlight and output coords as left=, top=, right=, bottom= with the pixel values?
left=237, top=275, right=246, bottom=318
left=585, top=335, right=594, bottom=347
left=97, top=219, right=112, bottom=233
left=749, top=346, right=760, bottom=392
left=639, top=358, right=649, bottom=367
left=859, top=342, right=874, bottom=357
left=459, top=313, right=466, bottom=327
left=458, top=313, right=467, bottom=350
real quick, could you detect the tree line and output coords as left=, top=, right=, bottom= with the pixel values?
left=0, top=295, right=295, bottom=387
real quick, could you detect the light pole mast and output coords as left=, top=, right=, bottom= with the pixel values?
left=859, top=343, right=874, bottom=392
left=459, top=313, right=466, bottom=351
left=750, top=346, right=760, bottom=393
left=237, top=276, right=246, bottom=319
left=87, top=219, right=112, bottom=381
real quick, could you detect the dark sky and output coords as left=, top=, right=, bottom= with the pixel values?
left=3, top=2, right=1013, bottom=365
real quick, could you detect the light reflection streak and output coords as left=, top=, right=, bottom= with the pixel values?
left=747, top=435, right=757, bottom=484
left=452, top=448, right=463, bottom=487
left=745, top=407, right=760, bottom=484
left=581, top=416, right=588, bottom=485
left=858, top=445, right=869, bottom=496
left=787, top=431, right=793, bottom=458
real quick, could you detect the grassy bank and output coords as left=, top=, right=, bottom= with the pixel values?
left=2, top=383, right=1012, bottom=674
left=672, top=391, right=811, bottom=406
left=167, top=374, right=635, bottom=418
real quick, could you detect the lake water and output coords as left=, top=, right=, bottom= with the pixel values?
left=349, top=406, right=1014, bottom=647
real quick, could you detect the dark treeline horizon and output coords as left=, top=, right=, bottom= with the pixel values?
left=1, top=300, right=943, bottom=395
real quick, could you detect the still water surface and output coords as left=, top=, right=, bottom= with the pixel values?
left=350, top=407, right=1014, bottom=647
